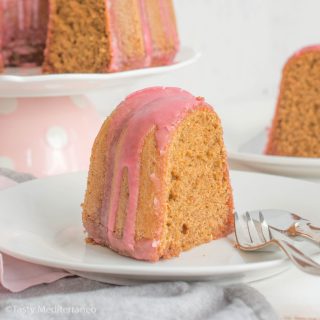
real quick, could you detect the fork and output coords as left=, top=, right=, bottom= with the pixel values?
left=244, top=209, right=320, bottom=245
left=235, top=211, right=320, bottom=275
left=283, top=212, right=320, bottom=242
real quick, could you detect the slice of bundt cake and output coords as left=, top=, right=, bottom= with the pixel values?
left=265, top=46, right=320, bottom=157
left=82, top=87, right=234, bottom=262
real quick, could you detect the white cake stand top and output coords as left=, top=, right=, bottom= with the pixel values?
left=0, top=47, right=200, bottom=98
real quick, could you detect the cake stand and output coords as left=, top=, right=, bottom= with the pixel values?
left=0, top=47, right=200, bottom=177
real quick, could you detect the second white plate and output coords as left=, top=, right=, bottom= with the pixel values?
left=221, top=100, right=320, bottom=179
left=0, top=170, right=319, bottom=285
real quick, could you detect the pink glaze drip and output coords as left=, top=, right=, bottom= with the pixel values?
left=17, top=0, right=24, bottom=31
left=139, top=0, right=179, bottom=66
left=105, top=0, right=178, bottom=72
left=138, top=0, right=153, bottom=67
left=0, top=5, right=2, bottom=68
left=107, top=0, right=147, bottom=72
left=105, top=0, right=121, bottom=72
left=156, top=0, right=180, bottom=64
left=163, top=0, right=180, bottom=56
left=92, top=87, right=207, bottom=261
left=32, top=0, right=40, bottom=29
left=0, top=0, right=47, bottom=67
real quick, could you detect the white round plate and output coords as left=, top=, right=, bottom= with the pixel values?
left=0, top=170, right=319, bottom=285
left=221, top=100, right=320, bottom=180
left=0, top=46, right=200, bottom=98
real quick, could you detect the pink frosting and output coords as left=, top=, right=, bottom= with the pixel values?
left=140, top=0, right=179, bottom=66
left=156, top=0, right=180, bottom=64
left=138, top=0, right=153, bottom=67
left=106, top=0, right=179, bottom=72
left=87, top=87, right=210, bottom=261
left=0, top=0, right=48, bottom=67
left=0, top=6, right=2, bottom=69
left=105, top=0, right=121, bottom=72
left=107, top=0, right=147, bottom=71
left=1, top=0, right=178, bottom=71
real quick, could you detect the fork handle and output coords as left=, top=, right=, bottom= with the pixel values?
left=295, top=226, right=320, bottom=245
left=273, top=239, right=320, bottom=275
left=309, top=223, right=320, bottom=231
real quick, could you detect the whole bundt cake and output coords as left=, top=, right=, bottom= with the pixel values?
left=0, top=0, right=179, bottom=73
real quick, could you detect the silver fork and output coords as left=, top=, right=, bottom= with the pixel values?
left=244, top=209, right=320, bottom=244
left=235, top=211, right=320, bottom=275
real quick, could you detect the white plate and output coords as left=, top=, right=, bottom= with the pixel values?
left=221, top=100, right=320, bottom=180
left=0, top=46, right=200, bottom=98
left=0, top=170, right=319, bottom=284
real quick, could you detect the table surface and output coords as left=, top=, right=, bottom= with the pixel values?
left=230, top=163, right=320, bottom=319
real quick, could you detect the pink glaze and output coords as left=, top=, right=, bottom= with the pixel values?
left=0, top=0, right=48, bottom=67
left=166, top=0, right=180, bottom=55
left=106, top=0, right=121, bottom=72
left=142, top=0, right=179, bottom=66
left=1, top=0, right=178, bottom=72
left=0, top=6, right=3, bottom=70
left=265, top=45, right=320, bottom=154
left=107, top=0, right=148, bottom=72
left=89, top=87, right=209, bottom=261
left=106, top=0, right=179, bottom=72
left=156, top=0, right=180, bottom=64
left=138, top=0, right=153, bottom=67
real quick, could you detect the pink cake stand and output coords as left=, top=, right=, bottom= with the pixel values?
left=0, top=95, right=102, bottom=177
left=0, top=47, right=199, bottom=177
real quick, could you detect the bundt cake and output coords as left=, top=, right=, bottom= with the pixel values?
left=82, top=87, right=234, bottom=262
left=265, top=45, right=320, bottom=157
left=0, top=0, right=179, bottom=73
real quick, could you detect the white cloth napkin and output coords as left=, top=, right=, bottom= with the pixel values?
left=0, top=277, right=278, bottom=320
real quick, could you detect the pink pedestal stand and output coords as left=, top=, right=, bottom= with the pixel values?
left=0, top=96, right=102, bottom=177
left=0, top=47, right=198, bottom=177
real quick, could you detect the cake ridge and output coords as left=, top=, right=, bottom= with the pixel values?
left=102, top=87, right=205, bottom=259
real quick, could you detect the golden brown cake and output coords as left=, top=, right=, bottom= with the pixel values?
left=265, top=46, right=320, bottom=157
left=0, top=0, right=179, bottom=73
left=82, top=87, right=234, bottom=262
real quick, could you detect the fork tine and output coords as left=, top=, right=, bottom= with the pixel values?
left=245, top=211, right=263, bottom=244
left=259, top=211, right=272, bottom=242
left=234, top=211, right=251, bottom=246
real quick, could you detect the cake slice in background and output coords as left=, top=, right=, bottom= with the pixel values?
left=265, top=46, right=320, bottom=157
left=0, top=0, right=179, bottom=73
left=82, top=87, right=234, bottom=262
